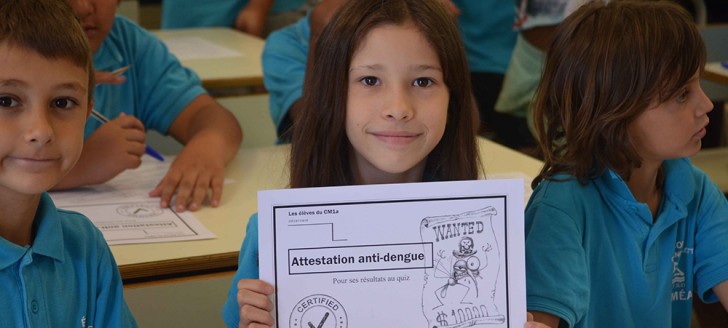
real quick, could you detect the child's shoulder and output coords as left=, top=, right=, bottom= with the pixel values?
left=102, top=15, right=161, bottom=51
left=527, top=172, right=611, bottom=220
left=530, top=173, right=596, bottom=202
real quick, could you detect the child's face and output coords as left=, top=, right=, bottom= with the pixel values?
left=65, top=0, right=117, bottom=53
left=628, top=72, right=714, bottom=164
left=0, top=43, right=90, bottom=197
left=346, top=22, right=448, bottom=183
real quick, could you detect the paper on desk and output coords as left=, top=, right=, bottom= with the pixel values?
left=49, top=155, right=216, bottom=245
left=161, top=36, right=242, bottom=60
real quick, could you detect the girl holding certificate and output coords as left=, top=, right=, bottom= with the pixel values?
left=219, top=0, right=528, bottom=327
left=524, top=2, right=728, bottom=327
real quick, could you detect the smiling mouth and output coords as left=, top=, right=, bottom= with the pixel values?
left=371, top=132, right=421, bottom=145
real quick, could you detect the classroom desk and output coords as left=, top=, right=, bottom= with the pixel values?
left=692, top=147, right=728, bottom=193
left=111, top=138, right=544, bottom=281
left=152, top=27, right=265, bottom=90
left=705, top=62, right=728, bottom=86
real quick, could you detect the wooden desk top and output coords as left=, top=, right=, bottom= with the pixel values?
left=111, top=138, right=544, bottom=281
left=691, top=147, right=728, bottom=192
left=705, top=62, right=728, bottom=85
left=152, top=28, right=265, bottom=89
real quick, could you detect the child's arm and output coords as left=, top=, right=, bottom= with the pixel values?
left=237, top=279, right=275, bottom=327
left=148, top=94, right=242, bottom=212
left=53, top=114, right=146, bottom=189
left=712, top=280, right=728, bottom=311
left=234, top=0, right=274, bottom=37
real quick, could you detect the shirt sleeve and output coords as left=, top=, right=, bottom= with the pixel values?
left=262, top=16, right=310, bottom=139
left=525, top=193, right=589, bottom=326
left=122, top=18, right=207, bottom=134
left=222, top=213, right=260, bottom=328
left=693, top=171, right=728, bottom=302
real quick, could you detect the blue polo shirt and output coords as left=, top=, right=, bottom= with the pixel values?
left=452, top=0, right=515, bottom=74
left=87, top=16, right=206, bottom=139
left=525, top=158, right=728, bottom=327
left=261, top=13, right=310, bottom=139
left=161, top=0, right=307, bottom=29
left=0, top=193, right=136, bottom=328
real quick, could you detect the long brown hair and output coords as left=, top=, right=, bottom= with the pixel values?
left=532, top=0, right=705, bottom=188
left=0, top=0, right=94, bottom=101
left=290, top=0, right=480, bottom=188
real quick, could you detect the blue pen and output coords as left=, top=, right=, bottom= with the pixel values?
left=722, top=61, right=728, bottom=69
left=89, top=110, right=165, bottom=162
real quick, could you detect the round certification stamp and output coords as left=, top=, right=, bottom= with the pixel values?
left=116, top=204, right=163, bottom=218
left=289, top=294, right=347, bottom=328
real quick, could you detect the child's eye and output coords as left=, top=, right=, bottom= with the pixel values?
left=52, top=97, right=78, bottom=109
left=413, top=78, right=434, bottom=88
left=0, top=96, right=19, bottom=108
left=360, top=76, right=380, bottom=86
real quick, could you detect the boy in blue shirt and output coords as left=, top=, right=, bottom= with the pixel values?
left=57, top=0, right=243, bottom=213
left=0, top=0, right=136, bottom=326
left=525, top=2, right=728, bottom=327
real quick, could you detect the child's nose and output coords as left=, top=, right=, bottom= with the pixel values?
left=383, top=86, right=414, bottom=120
left=696, top=86, right=714, bottom=116
left=66, top=0, right=93, bottom=19
left=25, top=111, right=54, bottom=145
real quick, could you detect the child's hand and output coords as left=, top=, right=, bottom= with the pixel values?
left=524, top=312, right=556, bottom=328
left=237, top=279, right=274, bottom=328
left=234, top=4, right=267, bottom=37
left=79, top=114, right=146, bottom=184
left=94, top=70, right=126, bottom=85
left=148, top=139, right=226, bottom=212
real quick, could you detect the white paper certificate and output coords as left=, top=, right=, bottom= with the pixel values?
left=259, top=179, right=526, bottom=328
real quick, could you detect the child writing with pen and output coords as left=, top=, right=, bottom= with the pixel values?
left=223, top=1, right=550, bottom=327
left=524, top=2, right=728, bottom=327
left=55, top=0, right=243, bottom=213
left=0, top=0, right=136, bottom=326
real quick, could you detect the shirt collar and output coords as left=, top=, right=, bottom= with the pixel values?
left=29, top=193, right=66, bottom=262
left=597, top=159, right=693, bottom=205
left=0, top=193, right=65, bottom=270
left=596, top=159, right=692, bottom=226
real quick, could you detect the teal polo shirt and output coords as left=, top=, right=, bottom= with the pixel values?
left=261, top=13, right=310, bottom=139
left=161, top=0, right=308, bottom=29
left=451, top=0, right=516, bottom=74
left=525, top=158, right=728, bottom=327
left=86, top=16, right=206, bottom=139
left=0, top=193, right=136, bottom=328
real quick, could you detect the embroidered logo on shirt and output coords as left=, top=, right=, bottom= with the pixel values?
left=81, top=316, right=94, bottom=328
left=671, top=240, right=694, bottom=301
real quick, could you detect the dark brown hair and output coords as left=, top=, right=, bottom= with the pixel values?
left=0, top=0, right=94, bottom=100
left=289, top=0, right=480, bottom=188
left=532, top=0, right=705, bottom=188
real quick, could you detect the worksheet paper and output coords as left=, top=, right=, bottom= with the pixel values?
left=259, top=179, right=526, bottom=328
left=161, top=36, right=242, bottom=60
left=49, top=155, right=216, bottom=245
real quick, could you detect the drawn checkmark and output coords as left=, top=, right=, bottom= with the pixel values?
left=308, top=312, right=330, bottom=328
left=317, top=312, right=330, bottom=328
